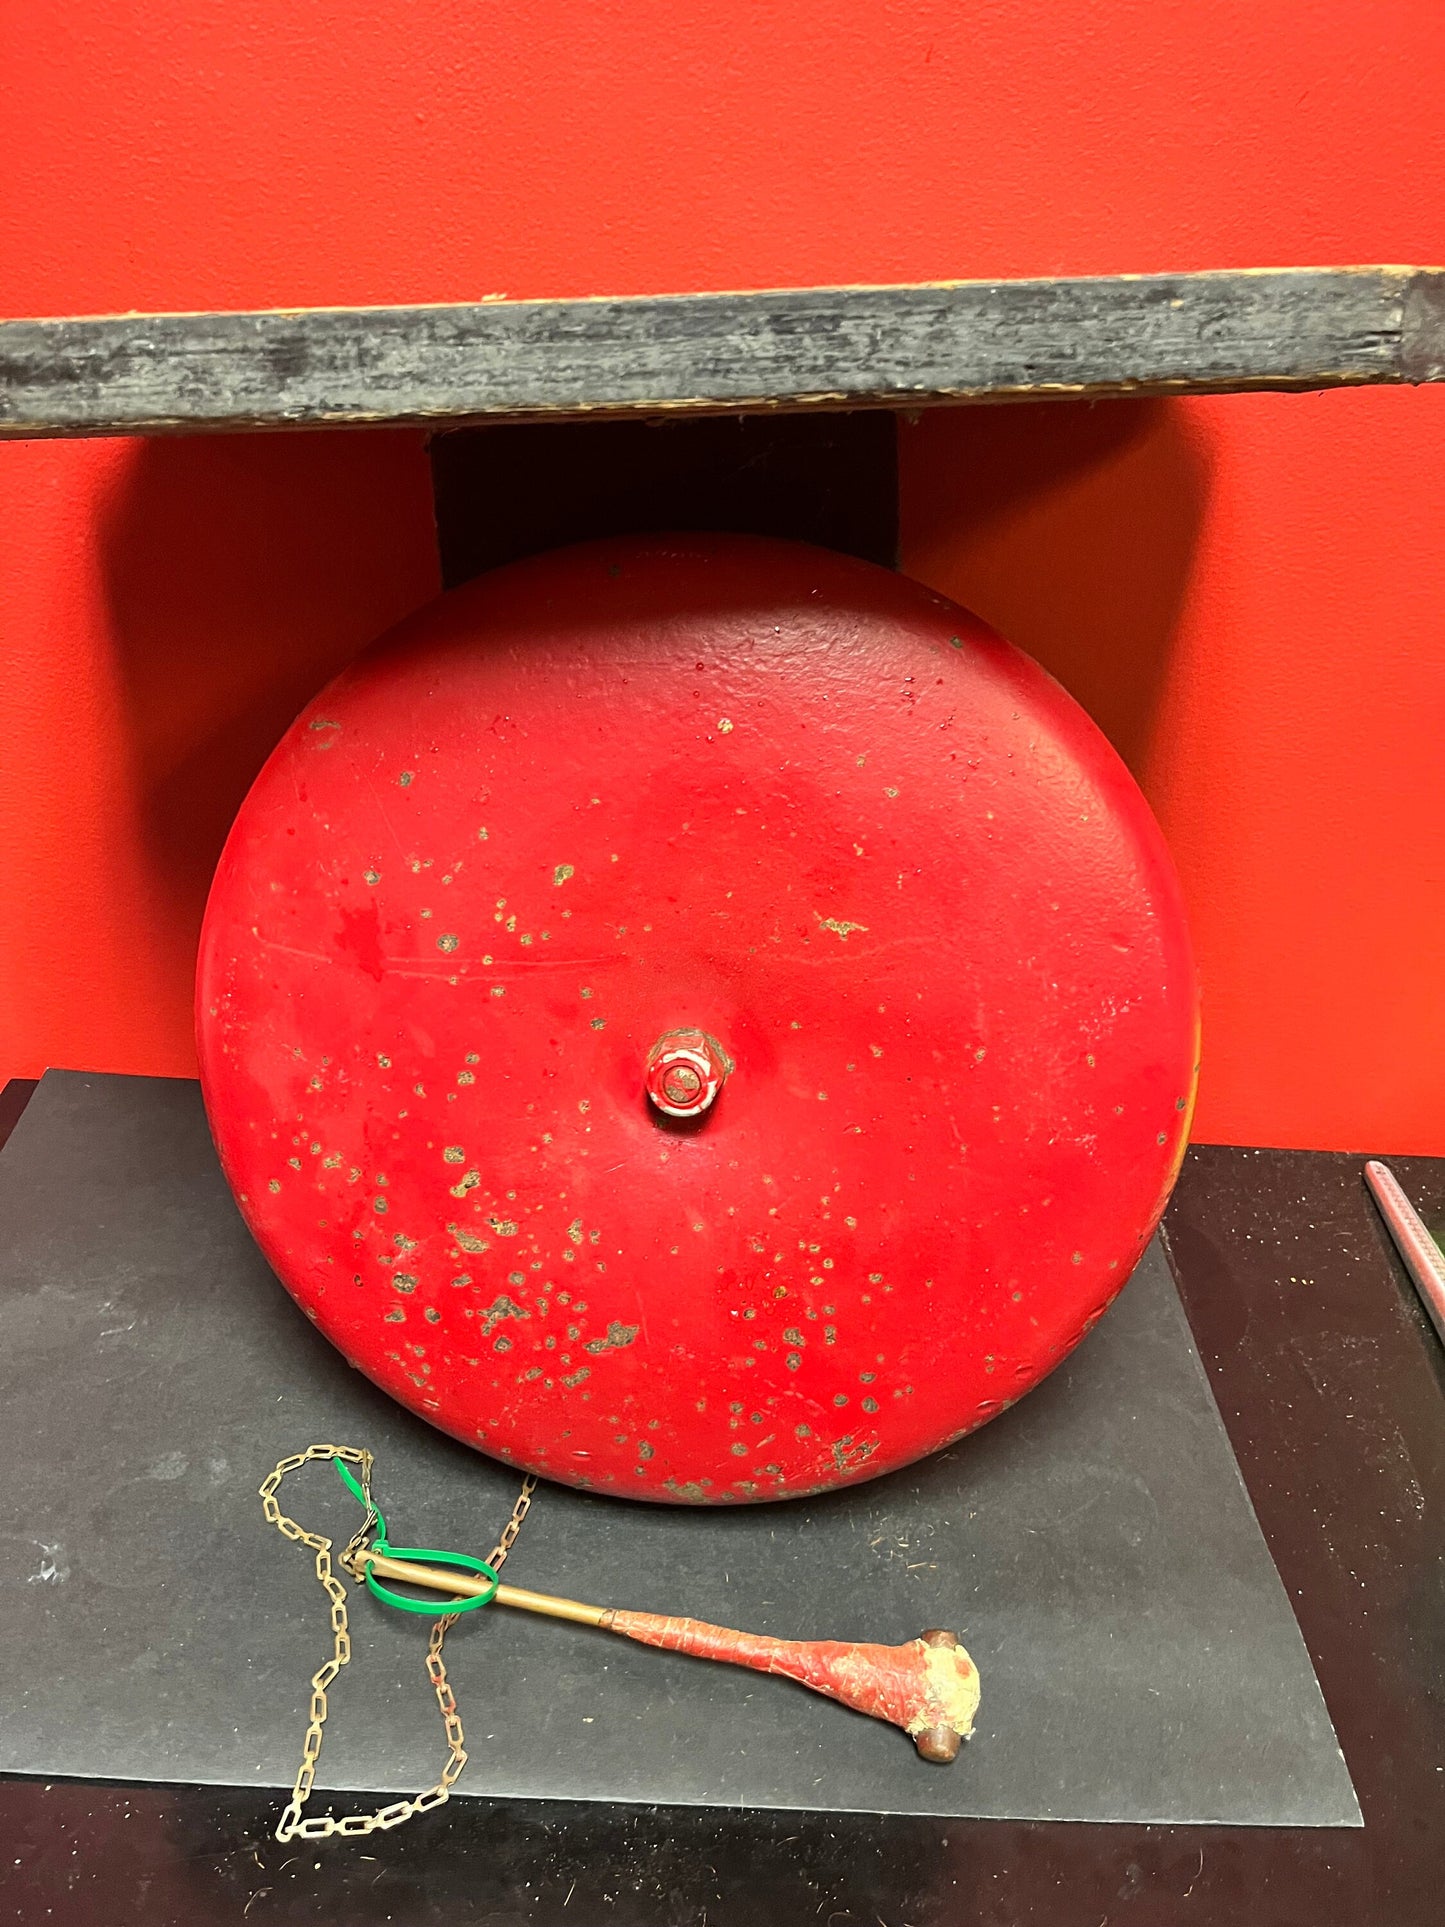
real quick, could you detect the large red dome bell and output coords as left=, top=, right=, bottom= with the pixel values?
left=197, top=535, right=1198, bottom=1503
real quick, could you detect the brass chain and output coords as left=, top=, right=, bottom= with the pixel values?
left=259, top=1443, right=536, bottom=1842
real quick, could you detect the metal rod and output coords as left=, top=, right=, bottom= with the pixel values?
left=1365, top=1160, right=1445, bottom=1348
left=364, top=1551, right=608, bottom=1626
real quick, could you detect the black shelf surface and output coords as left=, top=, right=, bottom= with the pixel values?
left=0, top=1081, right=1441, bottom=1925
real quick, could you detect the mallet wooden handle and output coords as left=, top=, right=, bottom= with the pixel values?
left=364, top=1551, right=979, bottom=1760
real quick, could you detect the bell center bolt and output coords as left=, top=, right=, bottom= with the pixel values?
left=644, top=1029, right=731, bottom=1119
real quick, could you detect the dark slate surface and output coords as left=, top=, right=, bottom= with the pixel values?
left=0, top=1071, right=1357, bottom=1825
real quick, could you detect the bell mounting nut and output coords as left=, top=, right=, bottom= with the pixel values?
left=645, top=1029, right=731, bottom=1118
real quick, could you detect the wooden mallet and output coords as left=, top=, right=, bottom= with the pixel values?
left=362, top=1549, right=980, bottom=1761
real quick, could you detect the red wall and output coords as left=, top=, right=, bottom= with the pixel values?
left=900, top=388, right=1445, bottom=1155
left=0, top=435, right=440, bottom=1082
left=2, top=4, right=1443, bottom=1150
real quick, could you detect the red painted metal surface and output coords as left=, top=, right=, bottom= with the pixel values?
left=197, top=534, right=1198, bottom=1503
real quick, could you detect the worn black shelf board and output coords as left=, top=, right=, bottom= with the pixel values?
left=1, top=267, right=1441, bottom=440
left=0, top=1081, right=1441, bottom=1924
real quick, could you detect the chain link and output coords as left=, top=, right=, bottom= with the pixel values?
left=259, top=1444, right=536, bottom=1842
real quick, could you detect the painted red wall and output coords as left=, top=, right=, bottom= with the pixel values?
left=4, top=1, right=1442, bottom=310
left=900, top=387, right=1445, bottom=1155
left=0, top=435, right=440, bottom=1082
left=1, top=4, right=1442, bottom=1150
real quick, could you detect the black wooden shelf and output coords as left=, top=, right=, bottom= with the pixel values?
left=1, top=266, right=1441, bottom=439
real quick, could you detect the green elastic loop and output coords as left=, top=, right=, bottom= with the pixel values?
left=332, top=1456, right=389, bottom=1546
left=331, top=1455, right=498, bottom=1613
left=364, top=1547, right=499, bottom=1614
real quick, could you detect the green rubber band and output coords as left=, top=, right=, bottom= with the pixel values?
left=364, top=1547, right=499, bottom=1614
left=331, top=1455, right=497, bottom=1613
left=333, top=1457, right=369, bottom=1505
left=332, top=1456, right=389, bottom=1546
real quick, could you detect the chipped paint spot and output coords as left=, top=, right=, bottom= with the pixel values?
left=815, top=913, right=869, bottom=941
left=448, top=1222, right=489, bottom=1255
left=449, top=1169, right=481, bottom=1198
left=437, top=933, right=460, bottom=953
left=553, top=864, right=575, bottom=886
left=479, top=1294, right=529, bottom=1337
left=717, top=717, right=734, bottom=733
left=392, top=1274, right=418, bottom=1294
left=443, top=1146, right=465, bottom=1164
left=584, top=1321, right=640, bottom=1355
left=830, top=1434, right=877, bottom=1473
left=664, top=1479, right=710, bottom=1501
left=398, top=770, right=414, bottom=786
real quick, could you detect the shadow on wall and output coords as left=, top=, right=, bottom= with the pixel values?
left=899, top=397, right=1211, bottom=777
left=96, top=430, right=440, bottom=1056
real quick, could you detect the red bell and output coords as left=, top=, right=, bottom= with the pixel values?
left=197, top=535, right=1197, bottom=1503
